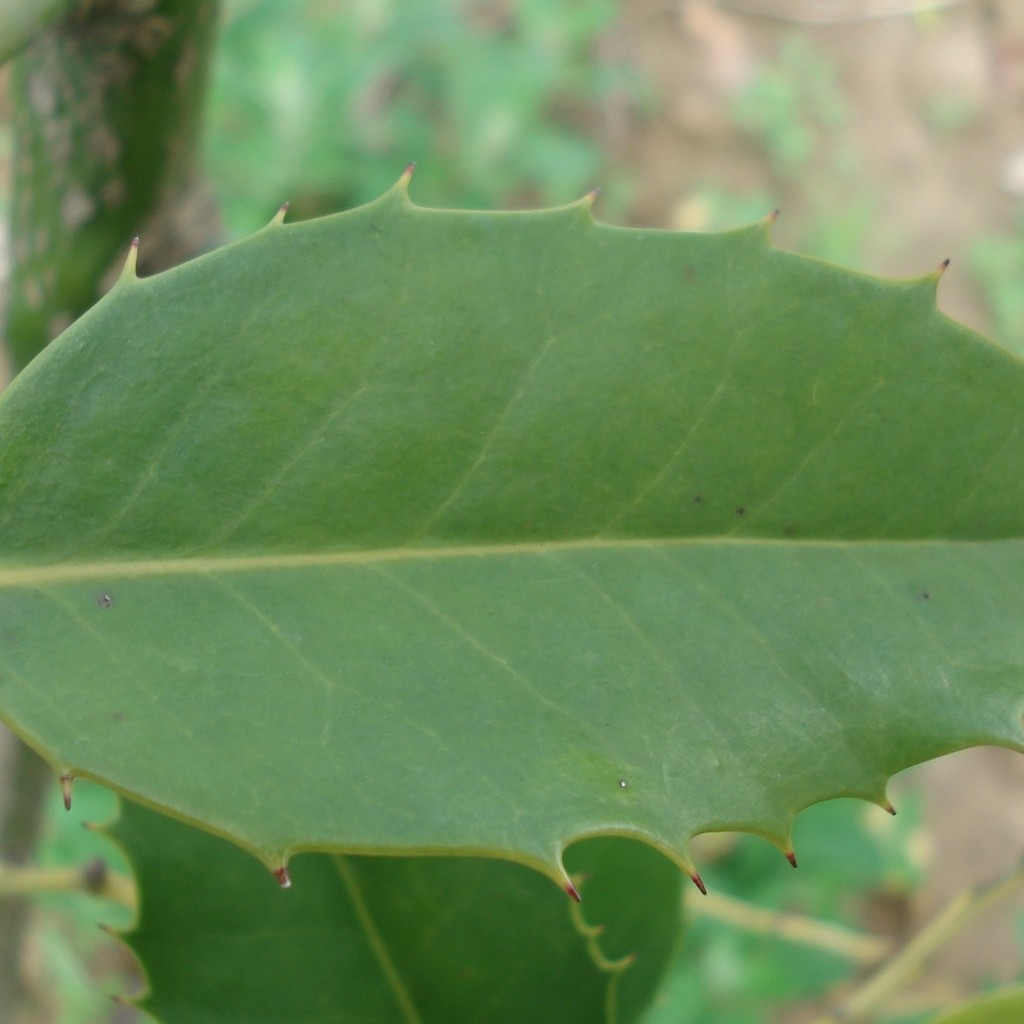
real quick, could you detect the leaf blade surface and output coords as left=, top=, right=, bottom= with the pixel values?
left=0, top=179, right=1021, bottom=880
left=110, top=800, right=682, bottom=1024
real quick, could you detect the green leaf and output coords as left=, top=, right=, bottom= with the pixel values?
left=926, top=986, right=1024, bottom=1024
left=109, top=798, right=683, bottom=1024
left=0, top=175, right=1021, bottom=887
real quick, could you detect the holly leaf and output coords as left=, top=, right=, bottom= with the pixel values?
left=0, top=174, right=1021, bottom=890
left=109, top=799, right=683, bottom=1024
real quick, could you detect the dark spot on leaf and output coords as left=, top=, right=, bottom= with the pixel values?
left=95, top=593, right=114, bottom=608
left=918, top=591, right=930, bottom=601
left=112, top=711, right=125, bottom=724
left=692, top=495, right=702, bottom=504
left=735, top=507, right=746, bottom=516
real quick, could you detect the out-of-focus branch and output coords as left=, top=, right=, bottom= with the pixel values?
left=0, top=856, right=136, bottom=911
left=5, top=0, right=223, bottom=372
left=692, top=888, right=892, bottom=965
left=812, top=860, right=1024, bottom=1023
left=0, top=0, right=76, bottom=65
left=0, top=3, right=222, bottom=1019
left=0, top=733, right=59, bottom=1024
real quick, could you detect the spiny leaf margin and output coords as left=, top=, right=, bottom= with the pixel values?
left=0, top=170, right=1021, bottom=893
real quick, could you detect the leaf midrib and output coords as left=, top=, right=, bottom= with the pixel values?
left=332, top=856, right=425, bottom=1024
left=0, top=534, right=1013, bottom=588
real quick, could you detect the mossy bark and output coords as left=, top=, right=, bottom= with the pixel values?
left=6, top=0, right=222, bottom=372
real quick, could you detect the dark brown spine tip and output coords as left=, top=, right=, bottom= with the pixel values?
left=272, top=865, right=292, bottom=889
left=404, top=161, right=416, bottom=178
left=883, top=799, right=897, bottom=816
left=564, top=880, right=582, bottom=902
left=690, top=871, right=707, bottom=895
left=60, top=773, right=73, bottom=811
left=939, top=257, right=951, bottom=272
left=768, top=208, right=781, bottom=223
left=786, top=850, right=798, bottom=868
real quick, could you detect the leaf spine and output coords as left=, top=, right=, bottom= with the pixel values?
left=269, top=202, right=289, bottom=228
left=272, top=864, right=292, bottom=889
left=59, top=772, right=73, bottom=811
left=119, top=237, right=139, bottom=281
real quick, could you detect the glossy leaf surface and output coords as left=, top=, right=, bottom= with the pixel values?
left=0, top=177, right=1021, bottom=887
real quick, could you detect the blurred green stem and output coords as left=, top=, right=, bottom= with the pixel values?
left=0, top=736, right=59, bottom=1024
left=0, top=2, right=221, bottom=1018
left=0, top=857, right=136, bottom=911
left=813, top=860, right=1024, bottom=1023
left=5, top=0, right=222, bottom=372
left=693, top=889, right=891, bottom=966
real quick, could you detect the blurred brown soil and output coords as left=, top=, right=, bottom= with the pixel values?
left=599, top=0, right=1024, bottom=1004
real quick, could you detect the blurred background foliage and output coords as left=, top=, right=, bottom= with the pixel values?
left=203, top=0, right=639, bottom=229
left=196, top=0, right=1024, bottom=354
left=3, top=0, right=1023, bottom=1021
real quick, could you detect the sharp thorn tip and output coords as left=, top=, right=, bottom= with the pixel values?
left=60, top=773, right=73, bottom=811
left=786, top=850, right=798, bottom=868
left=121, top=238, right=139, bottom=279
left=690, top=870, right=708, bottom=895
left=272, top=865, right=292, bottom=889
left=564, top=880, right=582, bottom=902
